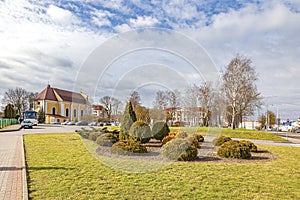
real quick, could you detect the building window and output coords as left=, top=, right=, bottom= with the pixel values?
left=74, top=109, right=76, bottom=118
left=81, top=110, right=84, bottom=117
left=66, top=108, right=69, bottom=117
left=52, top=107, right=56, bottom=115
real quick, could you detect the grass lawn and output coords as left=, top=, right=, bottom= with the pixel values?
left=170, top=127, right=287, bottom=141
left=24, top=133, right=299, bottom=199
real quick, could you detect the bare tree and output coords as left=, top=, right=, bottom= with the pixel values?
left=129, top=91, right=141, bottom=110
left=198, top=82, right=213, bottom=126
left=222, top=55, right=261, bottom=129
left=183, top=85, right=201, bottom=126
left=165, top=90, right=181, bottom=124
left=2, top=87, right=30, bottom=115
left=99, top=96, right=121, bottom=122
left=153, top=90, right=168, bottom=110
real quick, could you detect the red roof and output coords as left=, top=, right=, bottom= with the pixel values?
left=35, top=84, right=87, bottom=104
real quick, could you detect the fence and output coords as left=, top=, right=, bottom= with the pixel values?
left=0, top=118, right=19, bottom=129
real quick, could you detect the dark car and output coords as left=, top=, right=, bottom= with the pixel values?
left=75, top=121, right=88, bottom=126
left=21, top=120, right=33, bottom=129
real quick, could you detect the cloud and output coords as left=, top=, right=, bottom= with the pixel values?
left=0, top=0, right=299, bottom=119
left=46, top=5, right=78, bottom=25
left=129, top=16, right=159, bottom=27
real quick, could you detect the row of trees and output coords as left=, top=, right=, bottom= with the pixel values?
left=1, top=55, right=262, bottom=130
left=1, top=88, right=37, bottom=118
left=97, top=55, right=262, bottom=129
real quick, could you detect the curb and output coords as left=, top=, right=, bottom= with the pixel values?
left=0, top=126, right=22, bottom=132
left=21, top=136, right=28, bottom=200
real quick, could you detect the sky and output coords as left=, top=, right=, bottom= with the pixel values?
left=0, top=0, right=300, bottom=120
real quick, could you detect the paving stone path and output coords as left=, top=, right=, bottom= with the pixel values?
left=0, top=124, right=26, bottom=200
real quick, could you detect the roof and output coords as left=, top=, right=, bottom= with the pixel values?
left=35, top=84, right=88, bottom=104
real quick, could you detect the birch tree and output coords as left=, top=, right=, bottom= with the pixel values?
left=222, top=55, right=261, bottom=129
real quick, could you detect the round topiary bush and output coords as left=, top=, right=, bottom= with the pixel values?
left=88, top=132, right=98, bottom=141
left=162, top=135, right=175, bottom=145
left=111, top=139, right=147, bottom=155
left=96, top=133, right=119, bottom=147
left=194, top=133, right=204, bottom=142
left=213, top=136, right=232, bottom=146
left=151, top=121, right=170, bottom=141
left=240, top=140, right=258, bottom=152
left=175, top=130, right=188, bottom=138
left=129, top=121, right=152, bottom=143
left=161, top=138, right=198, bottom=161
left=187, top=136, right=200, bottom=148
left=217, top=140, right=251, bottom=159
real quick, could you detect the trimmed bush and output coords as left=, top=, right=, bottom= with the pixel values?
left=129, top=121, right=151, bottom=143
left=175, top=131, right=188, bottom=139
left=120, top=101, right=137, bottom=140
left=77, top=129, right=90, bottom=139
left=240, top=140, right=258, bottom=152
left=195, top=133, right=204, bottom=142
left=111, top=139, right=147, bottom=155
left=187, top=136, right=200, bottom=148
left=161, top=138, right=198, bottom=161
left=96, top=133, right=119, bottom=147
left=162, top=135, right=176, bottom=145
left=217, top=140, right=251, bottom=159
left=213, top=136, right=232, bottom=146
left=152, top=121, right=170, bottom=141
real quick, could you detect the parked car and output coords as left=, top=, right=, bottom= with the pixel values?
left=21, top=120, right=33, bottom=129
left=67, top=121, right=76, bottom=125
left=61, top=121, right=69, bottom=125
left=295, top=129, right=300, bottom=133
left=75, top=121, right=88, bottom=126
left=88, top=122, right=97, bottom=126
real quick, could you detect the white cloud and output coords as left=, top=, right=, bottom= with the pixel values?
left=46, top=5, right=78, bottom=25
left=129, top=16, right=159, bottom=27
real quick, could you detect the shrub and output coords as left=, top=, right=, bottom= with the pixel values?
left=168, top=131, right=177, bottom=136
left=187, top=136, right=200, bottom=148
left=129, top=121, right=151, bottom=143
left=120, top=101, right=137, bottom=140
left=88, top=132, right=98, bottom=141
left=162, top=135, right=176, bottom=145
left=96, top=133, right=119, bottom=147
left=77, top=129, right=90, bottom=139
left=175, top=131, right=188, bottom=139
left=217, top=140, right=251, bottom=159
left=152, top=121, right=170, bottom=141
left=161, top=138, right=198, bottom=161
left=213, top=136, right=232, bottom=146
left=111, top=139, right=147, bottom=155
left=240, top=140, right=258, bottom=152
left=194, top=133, right=204, bottom=142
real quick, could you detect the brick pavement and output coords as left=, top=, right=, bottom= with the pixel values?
left=0, top=133, right=26, bottom=200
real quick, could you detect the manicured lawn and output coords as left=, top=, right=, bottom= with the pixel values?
left=170, top=127, right=287, bottom=141
left=24, top=133, right=300, bottom=199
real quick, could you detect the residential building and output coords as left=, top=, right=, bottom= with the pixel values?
left=239, top=120, right=261, bottom=130
left=92, top=105, right=107, bottom=119
left=165, top=107, right=205, bottom=126
left=34, top=84, right=90, bottom=124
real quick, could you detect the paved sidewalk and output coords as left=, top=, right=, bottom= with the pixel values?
left=0, top=124, right=22, bottom=132
left=0, top=131, right=27, bottom=200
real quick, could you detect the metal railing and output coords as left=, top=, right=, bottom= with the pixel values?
left=0, top=118, right=19, bottom=129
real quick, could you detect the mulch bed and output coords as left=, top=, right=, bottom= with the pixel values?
left=95, top=141, right=277, bottom=163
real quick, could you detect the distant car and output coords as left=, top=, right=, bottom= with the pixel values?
left=61, top=121, right=68, bottom=125
left=67, top=121, right=76, bottom=125
left=88, top=122, right=97, bottom=126
left=21, top=120, right=33, bottom=129
left=75, top=121, right=88, bottom=126
left=295, top=129, right=300, bottom=133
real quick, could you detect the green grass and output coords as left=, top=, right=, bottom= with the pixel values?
left=24, top=133, right=300, bottom=199
left=170, top=127, right=287, bottom=141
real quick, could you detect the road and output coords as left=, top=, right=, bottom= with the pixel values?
left=19, top=124, right=88, bottom=135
